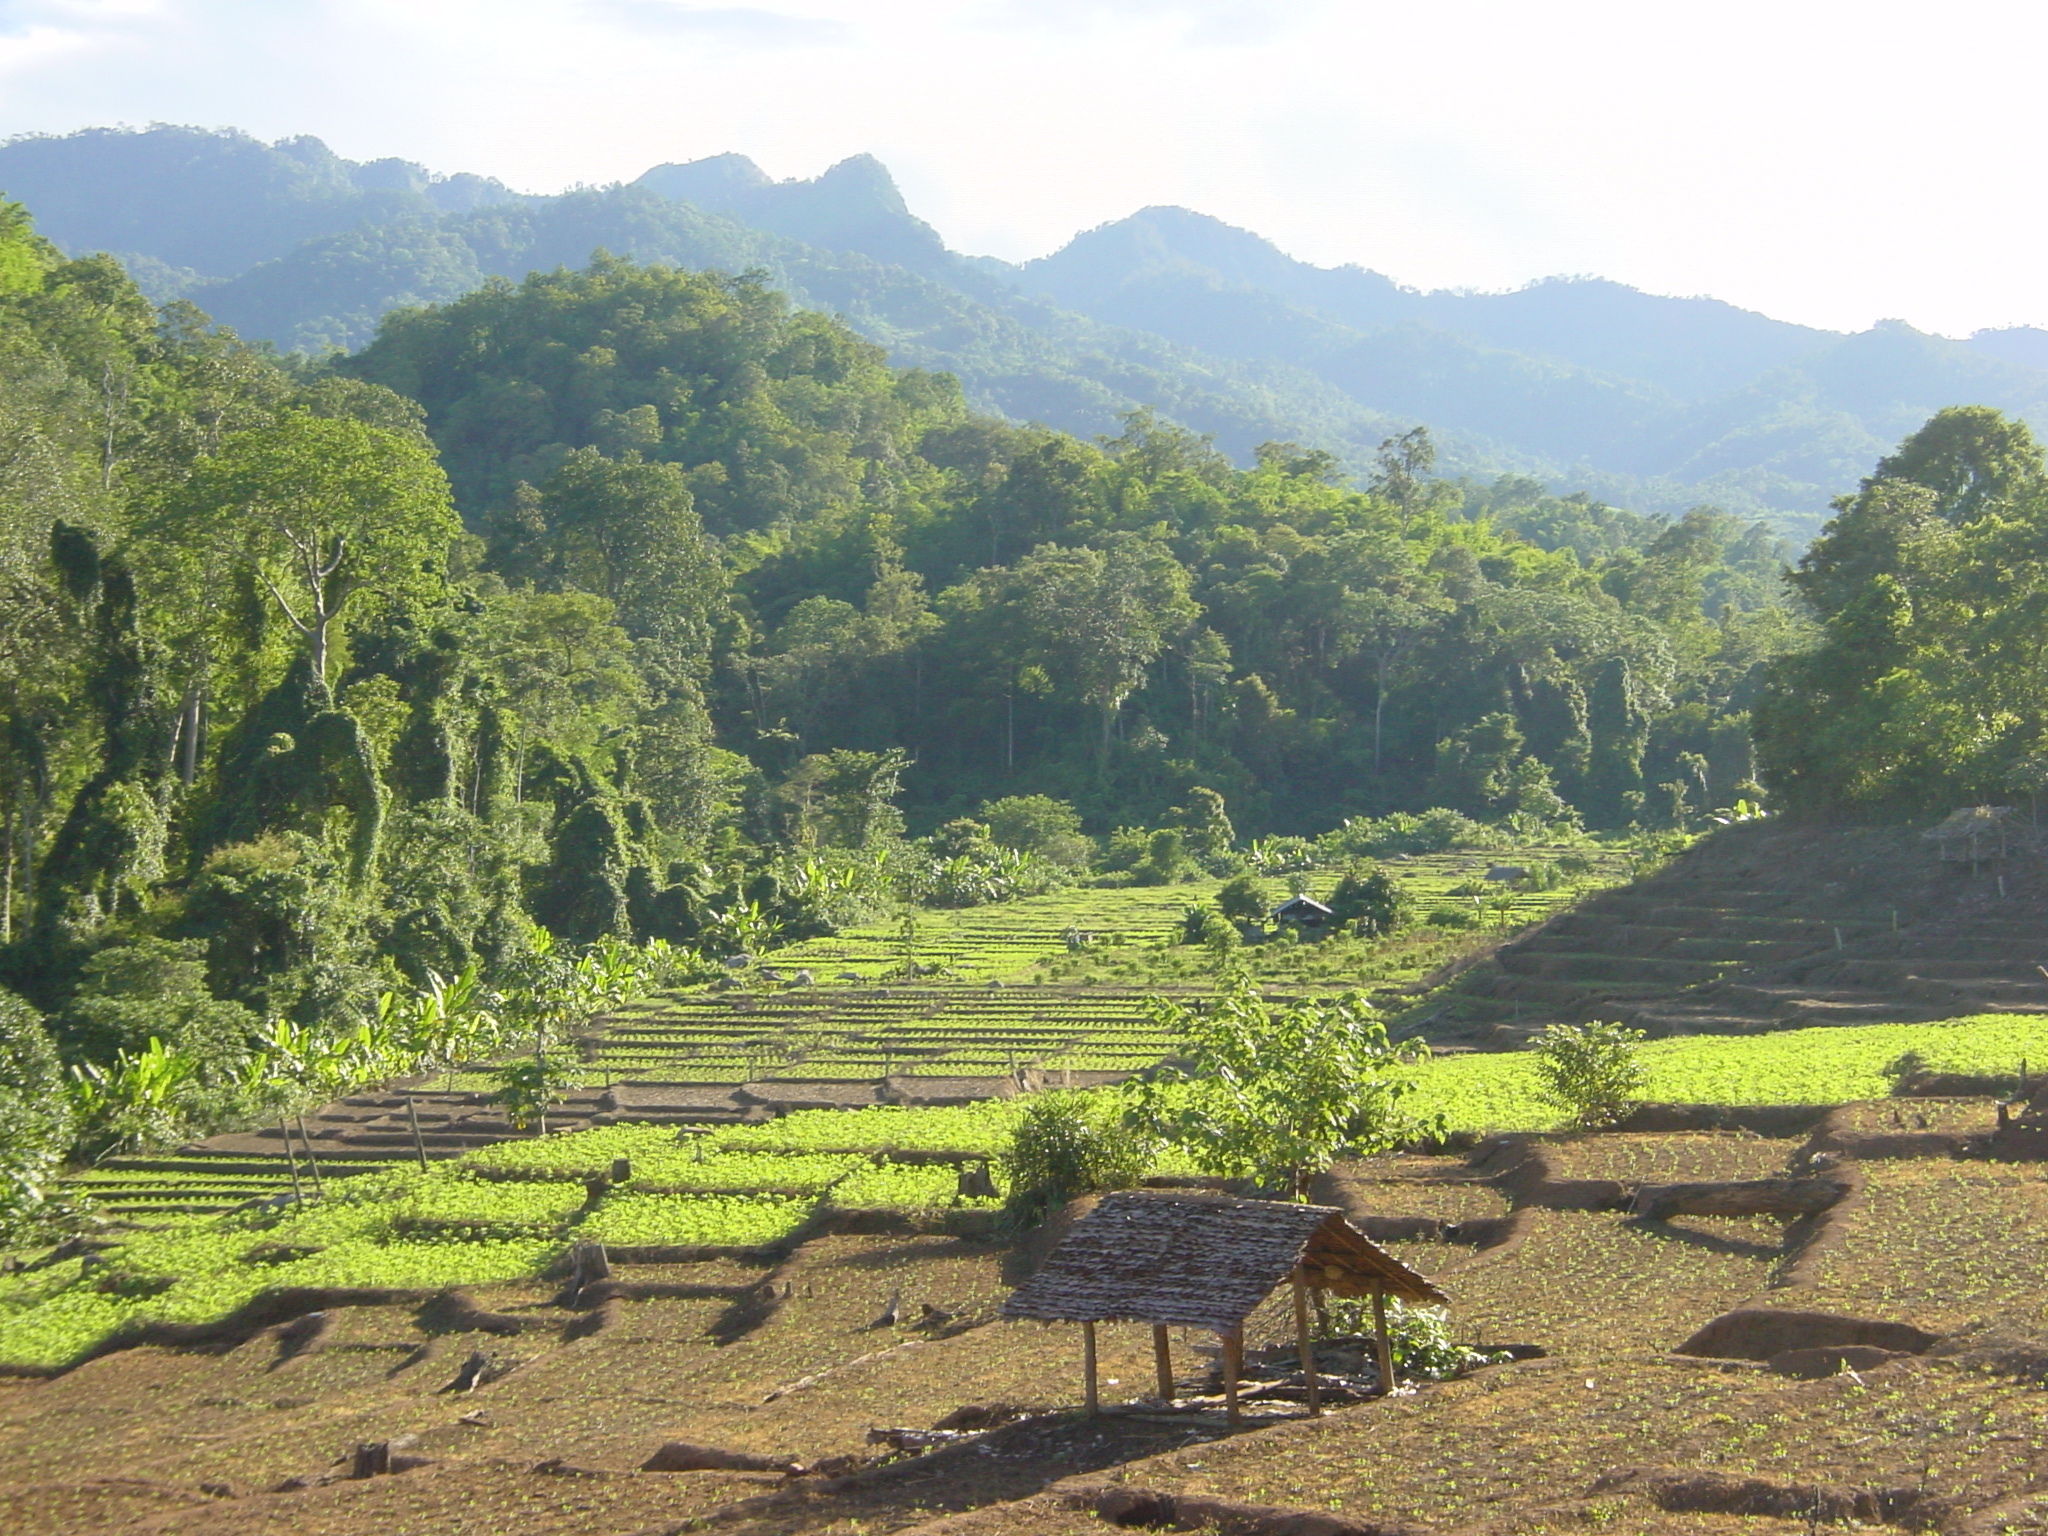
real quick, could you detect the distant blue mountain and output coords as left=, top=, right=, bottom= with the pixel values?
left=8, top=124, right=2045, bottom=539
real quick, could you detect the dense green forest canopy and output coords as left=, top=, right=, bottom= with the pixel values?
left=6, top=180, right=2017, bottom=1205
left=1754, top=405, right=2048, bottom=817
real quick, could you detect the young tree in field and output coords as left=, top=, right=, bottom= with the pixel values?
left=1529, top=1021, right=1648, bottom=1128
left=1138, top=976, right=1429, bottom=1198
left=159, top=414, right=460, bottom=686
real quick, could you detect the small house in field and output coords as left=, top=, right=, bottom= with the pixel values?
left=1271, top=895, right=1334, bottom=931
left=1922, top=805, right=2016, bottom=864
left=1003, top=1190, right=1445, bottom=1420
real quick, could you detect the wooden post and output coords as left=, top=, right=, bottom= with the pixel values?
left=1153, top=1323, right=1174, bottom=1403
left=296, top=1115, right=326, bottom=1198
left=1223, top=1326, right=1243, bottom=1424
left=1082, top=1320, right=1099, bottom=1414
left=407, top=1097, right=429, bottom=1172
left=280, top=1121, right=304, bottom=1202
left=1291, top=1269, right=1320, bottom=1416
left=1371, top=1284, right=1394, bottom=1397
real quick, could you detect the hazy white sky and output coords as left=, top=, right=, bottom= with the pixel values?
left=0, top=0, right=2039, bottom=336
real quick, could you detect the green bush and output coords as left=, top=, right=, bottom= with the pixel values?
left=1001, top=1090, right=1152, bottom=1224
left=979, top=795, right=1094, bottom=868
left=1529, top=1021, right=1649, bottom=1128
left=0, top=991, right=73, bottom=1240
left=1325, top=1296, right=1512, bottom=1382
left=1421, top=904, right=1478, bottom=930
left=1325, top=862, right=1410, bottom=935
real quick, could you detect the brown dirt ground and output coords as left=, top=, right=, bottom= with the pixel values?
left=6, top=1121, right=2048, bottom=1536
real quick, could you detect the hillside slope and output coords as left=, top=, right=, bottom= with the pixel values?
left=1437, top=819, right=2048, bottom=1041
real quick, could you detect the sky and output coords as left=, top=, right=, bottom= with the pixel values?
left=0, top=0, right=2041, bottom=337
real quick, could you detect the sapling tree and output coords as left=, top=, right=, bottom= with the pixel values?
left=1530, top=1021, right=1649, bottom=1128
left=1138, top=975, right=1430, bottom=1198
left=1001, top=1089, right=1154, bottom=1224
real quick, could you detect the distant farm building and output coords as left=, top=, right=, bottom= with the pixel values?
left=1271, top=895, right=1334, bottom=931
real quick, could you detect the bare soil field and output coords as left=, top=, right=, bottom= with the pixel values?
left=8, top=1102, right=2048, bottom=1536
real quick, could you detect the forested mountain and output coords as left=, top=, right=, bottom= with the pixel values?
left=9, top=125, right=2048, bottom=537
left=0, top=186, right=1797, bottom=1133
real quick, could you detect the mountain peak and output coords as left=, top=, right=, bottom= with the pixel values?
left=632, top=153, right=772, bottom=211
left=635, top=151, right=945, bottom=273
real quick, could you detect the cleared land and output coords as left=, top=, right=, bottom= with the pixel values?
left=8, top=1106, right=2048, bottom=1534
left=14, top=827, right=2048, bottom=1533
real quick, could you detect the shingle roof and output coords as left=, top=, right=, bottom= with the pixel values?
left=1002, top=1189, right=1445, bottom=1334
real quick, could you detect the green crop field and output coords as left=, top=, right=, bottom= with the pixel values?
left=576, top=844, right=1629, bottom=1091
left=11, top=1010, right=2046, bottom=1371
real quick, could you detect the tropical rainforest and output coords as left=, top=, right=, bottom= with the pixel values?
left=0, top=165, right=2038, bottom=1227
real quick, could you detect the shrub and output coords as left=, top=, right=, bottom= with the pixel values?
left=1324, top=1296, right=1512, bottom=1382
left=0, top=991, right=73, bottom=1240
left=1529, top=1021, right=1649, bottom=1128
left=1129, top=828, right=1196, bottom=886
left=980, top=794, right=1093, bottom=868
left=1137, top=977, right=1429, bottom=1198
left=1001, top=1090, right=1152, bottom=1224
left=1421, top=904, right=1478, bottom=929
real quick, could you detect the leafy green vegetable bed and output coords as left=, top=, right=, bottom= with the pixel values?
left=1414, top=1013, right=2048, bottom=1133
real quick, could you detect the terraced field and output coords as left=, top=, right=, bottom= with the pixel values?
left=1445, top=820, right=2048, bottom=1039
left=65, top=847, right=1614, bottom=1220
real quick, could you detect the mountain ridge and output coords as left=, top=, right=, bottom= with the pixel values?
left=7, top=124, right=2046, bottom=538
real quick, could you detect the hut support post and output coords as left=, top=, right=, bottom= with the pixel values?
left=1153, top=1323, right=1174, bottom=1404
left=1082, top=1320, right=1099, bottom=1415
left=1223, top=1327, right=1243, bottom=1424
left=1291, top=1270, right=1320, bottom=1415
left=1371, top=1283, right=1394, bottom=1397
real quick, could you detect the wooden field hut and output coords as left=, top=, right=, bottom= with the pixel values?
left=1923, top=804, right=2016, bottom=865
left=1002, top=1190, right=1445, bottom=1420
left=1271, top=895, right=1334, bottom=932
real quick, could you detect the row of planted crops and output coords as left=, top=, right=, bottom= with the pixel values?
left=17, top=1011, right=2048, bottom=1371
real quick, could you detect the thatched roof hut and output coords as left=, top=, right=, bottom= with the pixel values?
left=1003, top=1190, right=1444, bottom=1418
left=1923, top=805, right=2015, bottom=862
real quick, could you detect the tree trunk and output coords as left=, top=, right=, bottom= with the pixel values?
left=1373, top=654, right=1390, bottom=774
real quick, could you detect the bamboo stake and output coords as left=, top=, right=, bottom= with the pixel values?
left=1292, top=1270, right=1320, bottom=1415
left=1223, top=1326, right=1243, bottom=1424
left=407, top=1097, right=430, bottom=1172
left=296, top=1115, right=326, bottom=1198
left=1082, top=1320, right=1099, bottom=1415
left=1371, top=1284, right=1394, bottom=1397
left=279, top=1120, right=304, bottom=1202
left=1152, top=1323, right=1174, bottom=1404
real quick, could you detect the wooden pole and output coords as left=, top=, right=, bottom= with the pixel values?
left=1153, top=1323, right=1174, bottom=1403
left=1371, top=1284, right=1394, bottom=1397
left=407, top=1097, right=430, bottom=1172
left=1291, top=1270, right=1320, bottom=1416
left=1082, top=1320, right=1099, bottom=1415
left=296, top=1115, right=326, bottom=1198
left=1223, top=1327, right=1243, bottom=1424
left=279, top=1120, right=304, bottom=1202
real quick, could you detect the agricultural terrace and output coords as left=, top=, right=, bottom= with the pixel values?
left=19, top=1011, right=2048, bottom=1377
left=586, top=843, right=1623, bottom=1082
